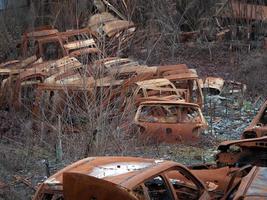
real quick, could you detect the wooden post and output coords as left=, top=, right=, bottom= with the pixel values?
left=56, top=115, right=63, bottom=162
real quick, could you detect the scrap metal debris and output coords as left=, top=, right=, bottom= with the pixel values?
left=243, top=100, right=267, bottom=139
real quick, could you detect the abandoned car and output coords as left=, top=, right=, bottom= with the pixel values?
left=216, top=136, right=267, bottom=167
left=33, top=156, right=212, bottom=200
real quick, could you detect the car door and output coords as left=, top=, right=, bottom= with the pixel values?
left=164, top=166, right=210, bottom=200
left=63, top=172, right=138, bottom=200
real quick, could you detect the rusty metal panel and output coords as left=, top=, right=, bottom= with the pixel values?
left=33, top=156, right=210, bottom=200
left=63, top=172, right=138, bottom=200
left=134, top=101, right=207, bottom=143
left=103, top=20, right=135, bottom=37
left=200, top=77, right=225, bottom=95
left=233, top=167, right=267, bottom=199
left=216, top=136, right=267, bottom=167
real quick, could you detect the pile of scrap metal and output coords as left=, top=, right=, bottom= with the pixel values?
left=1, top=41, right=207, bottom=144
left=0, top=25, right=101, bottom=111
left=32, top=155, right=267, bottom=200
left=90, top=60, right=208, bottom=143
left=0, top=20, right=206, bottom=144
left=88, top=0, right=136, bottom=54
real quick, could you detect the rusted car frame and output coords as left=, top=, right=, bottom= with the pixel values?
left=216, top=136, right=267, bottom=167
left=88, top=12, right=136, bottom=54
left=88, top=12, right=136, bottom=38
left=90, top=57, right=142, bottom=78
left=134, top=101, right=208, bottom=143
left=33, top=156, right=210, bottom=200
left=223, top=166, right=267, bottom=200
left=242, top=100, right=267, bottom=139
left=21, top=27, right=100, bottom=63
left=119, top=78, right=188, bottom=111
left=32, top=81, right=94, bottom=120
left=11, top=57, right=84, bottom=110
left=60, top=28, right=101, bottom=63
left=21, top=28, right=67, bottom=61
left=200, top=77, right=225, bottom=96
left=164, top=69, right=204, bottom=107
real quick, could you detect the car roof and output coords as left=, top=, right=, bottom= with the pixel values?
left=164, top=71, right=198, bottom=80
left=139, top=100, right=200, bottom=107
left=43, top=156, right=182, bottom=190
left=136, top=78, right=172, bottom=87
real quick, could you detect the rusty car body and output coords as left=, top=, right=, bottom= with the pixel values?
left=200, top=77, right=225, bottom=96
left=119, top=78, right=188, bottom=111
left=88, top=12, right=136, bottom=54
left=216, top=136, right=267, bottom=167
left=242, top=100, right=267, bottom=139
left=33, top=156, right=211, bottom=200
left=91, top=57, right=145, bottom=78
left=134, top=101, right=208, bottom=143
left=88, top=12, right=135, bottom=38
left=60, top=28, right=101, bottom=63
left=7, top=57, right=86, bottom=110
left=164, top=69, right=204, bottom=107
left=223, top=166, right=267, bottom=200
left=21, top=27, right=100, bottom=63
left=21, top=27, right=66, bottom=61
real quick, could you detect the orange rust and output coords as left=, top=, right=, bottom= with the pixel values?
left=33, top=156, right=210, bottom=200
left=134, top=101, right=207, bottom=143
left=216, top=136, right=267, bottom=167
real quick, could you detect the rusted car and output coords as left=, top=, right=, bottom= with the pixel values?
left=242, top=100, right=267, bottom=139
left=88, top=12, right=136, bottom=54
left=60, top=28, right=101, bottom=63
left=33, top=156, right=211, bottom=200
left=154, top=64, right=189, bottom=77
left=20, top=26, right=100, bottom=63
left=8, top=57, right=85, bottom=110
left=216, top=136, right=267, bottom=167
left=134, top=101, right=208, bottom=143
left=223, top=166, right=267, bottom=200
left=164, top=69, right=203, bottom=107
left=90, top=57, right=144, bottom=78
left=200, top=77, right=225, bottom=96
left=21, top=26, right=66, bottom=61
left=32, top=80, right=95, bottom=121
left=117, top=78, right=187, bottom=112
left=189, top=165, right=247, bottom=200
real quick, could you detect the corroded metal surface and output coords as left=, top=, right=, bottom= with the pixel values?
left=33, top=156, right=210, bottom=200
left=134, top=101, right=207, bottom=143
left=216, top=136, right=267, bottom=167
